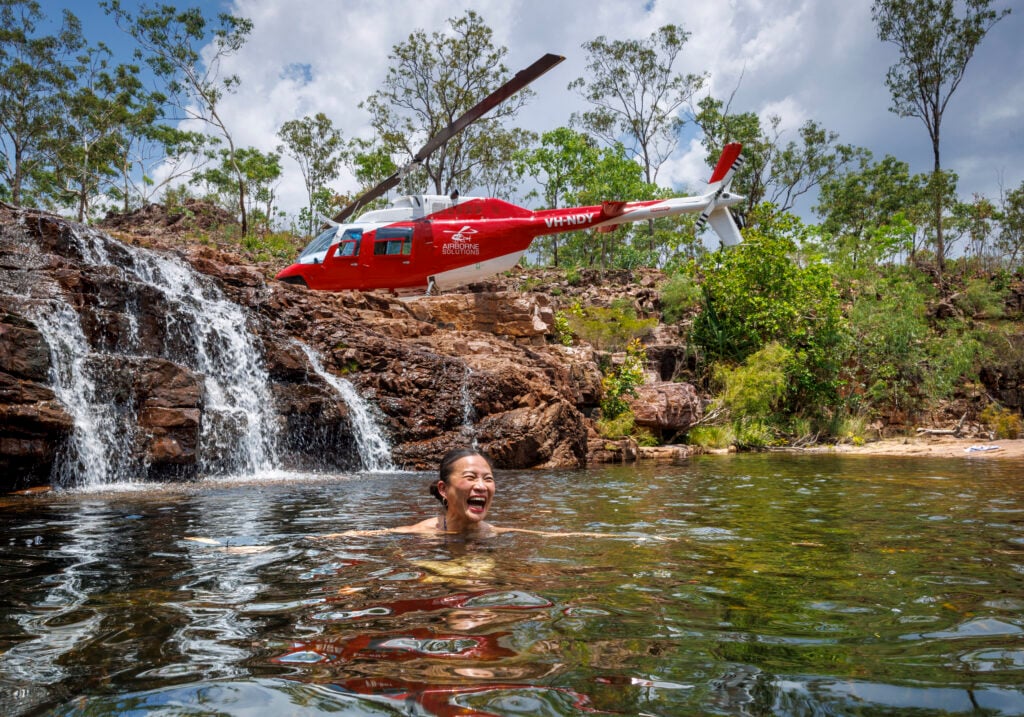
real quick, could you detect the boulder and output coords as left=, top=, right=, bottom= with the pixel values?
left=629, top=381, right=703, bottom=437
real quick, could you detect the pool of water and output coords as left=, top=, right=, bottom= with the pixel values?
left=2, top=454, right=1023, bottom=715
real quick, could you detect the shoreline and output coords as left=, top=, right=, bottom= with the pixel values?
left=787, top=435, right=1024, bottom=460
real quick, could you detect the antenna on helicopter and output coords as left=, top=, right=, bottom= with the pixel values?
left=332, top=53, right=565, bottom=224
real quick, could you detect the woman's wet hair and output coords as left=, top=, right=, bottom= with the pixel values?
left=431, top=447, right=493, bottom=503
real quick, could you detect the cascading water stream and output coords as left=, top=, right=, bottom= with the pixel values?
left=23, top=300, right=143, bottom=486
left=296, top=343, right=394, bottom=472
left=13, top=222, right=281, bottom=485
left=460, top=362, right=478, bottom=448
left=104, top=231, right=279, bottom=476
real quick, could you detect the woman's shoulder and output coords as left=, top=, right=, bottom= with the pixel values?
left=392, top=517, right=442, bottom=534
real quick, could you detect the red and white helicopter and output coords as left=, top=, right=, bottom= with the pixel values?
left=275, top=54, right=744, bottom=296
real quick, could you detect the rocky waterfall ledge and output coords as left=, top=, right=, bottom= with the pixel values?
left=0, top=204, right=701, bottom=491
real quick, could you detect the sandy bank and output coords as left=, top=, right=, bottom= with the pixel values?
left=796, top=435, right=1024, bottom=460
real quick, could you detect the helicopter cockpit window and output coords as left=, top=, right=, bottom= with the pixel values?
left=373, top=227, right=413, bottom=256
left=298, top=226, right=338, bottom=260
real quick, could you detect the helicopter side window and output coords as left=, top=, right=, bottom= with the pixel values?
left=337, top=228, right=362, bottom=257
left=373, top=227, right=413, bottom=256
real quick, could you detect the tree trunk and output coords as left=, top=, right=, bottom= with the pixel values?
left=932, top=134, right=944, bottom=277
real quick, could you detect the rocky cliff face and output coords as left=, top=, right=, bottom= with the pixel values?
left=2, top=205, right=703, bottom=491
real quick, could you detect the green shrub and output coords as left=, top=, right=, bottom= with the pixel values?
left=690, top=214, right=846, bottom=411
left=846, top=277, right=929, bottom=413
left=980, top=404, right=1023, bottom=439
left=954, top=277, right=1006, bottom=319
left=596, top=406, right=658, bottom=446
left=600, top=339, right=647, bottom=419
left=716, top=342, right=792, bottom=419
left=686, top=424, right=735, bottom=449
left=552, top=311, right=574, bottom=346
left=659, top=273, right=703, bottom=324
left=734, top=419, right=776, bottom=448
left=566, top=299, right=656, bottom=351
left=597, top=410, right=635, bottom=439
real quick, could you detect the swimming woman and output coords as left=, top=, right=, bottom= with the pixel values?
left=320, top=447, right=621, bottom=539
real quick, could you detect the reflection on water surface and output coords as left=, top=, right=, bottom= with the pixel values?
left=2, top=454, right=1023, bottom=715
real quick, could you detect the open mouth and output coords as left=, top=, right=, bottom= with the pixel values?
left=466, top=496, right=487, bottom=513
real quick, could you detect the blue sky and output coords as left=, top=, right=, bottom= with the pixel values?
left=40, top=0, right=1024, bottom=224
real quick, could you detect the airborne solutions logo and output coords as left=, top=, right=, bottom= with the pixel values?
left=441, top=226, right=481, bottom=255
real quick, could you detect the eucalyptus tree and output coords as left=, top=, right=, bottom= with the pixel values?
left=520, top=129, right=649, bottom=270
left=45, top=44, right=155, bottom=221
left=361, top=10, right=534, bottom=197
left=569, top=25, right=704, bottom=251
left=277, top=112, right=345, bottom=236
left=113, top=122, right=212, bottom=213
left=469, top=126, right=536, bottom=201
left=192, top=146, right=281, bottom=232
left=518, top=127, right=600, bottom=267
left=996, top=181, right=1024, bottom=268
left=872, top=0, right=1011, bottom=274
left=695, top=95, right=862, bottom=227
left=103, top=1, right=255, bottom=233
left=569, top=25, right=704, bottom=187
left=815, top=152, right=930, bottom=268
left=345, top=137, right=396, bottom=192
left=0, top=0, right=82, bottom=205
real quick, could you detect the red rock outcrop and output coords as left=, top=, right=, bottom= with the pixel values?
left=0, top=203, right=709, bottom=490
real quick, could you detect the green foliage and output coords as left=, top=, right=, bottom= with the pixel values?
left=996, top=180, right=1024, bottom=266
left=816, top=152, right=928, bottom=267
left=659, top=273, right=702, bottom=324
left=715, top=342, right=791, bottom=419
left=600, top=338, right=647, bottom=420
left=552, top=311, right=573, bottom=346
left=596, top=410, right=634, bottom=439
left=925, top=323, right=989, bottom=400
left=566, top=299, right=656, bottom=352
left=362, top=10, right=528, bottom=196
left=953, top=277, right=1007, bottom=319
left=519, top=129, right=653, bottom=269
left=691, top=210, right=847, bottom=411
left=845, top=274, right=929, bottom=412
left=686, top=424, right=735, bottom=449
left=192, top=146, right=281, bottom=231
left=277, top=113, right=345, bottom=236
left=980, top=404, right=1023, bottom=440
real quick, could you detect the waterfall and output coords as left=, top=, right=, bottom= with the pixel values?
left=460, top=363, right=478, bottom=448
left=101, top=231, right=279, bottom=476
left=24, top=300, right=144, bottom=486
left=296, top=343, right=394, bottom=472
left=16, top=224, right=280, bottom=485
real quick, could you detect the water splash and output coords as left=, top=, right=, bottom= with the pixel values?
left=296, top=343, right=394, bottom=472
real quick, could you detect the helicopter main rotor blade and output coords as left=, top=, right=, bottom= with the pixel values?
left=332, top=53, right=565, bottom=224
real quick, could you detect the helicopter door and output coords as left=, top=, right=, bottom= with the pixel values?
left=322, top=228, right=364, bottom=290
left=365, top=226, right=414, bottom=289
